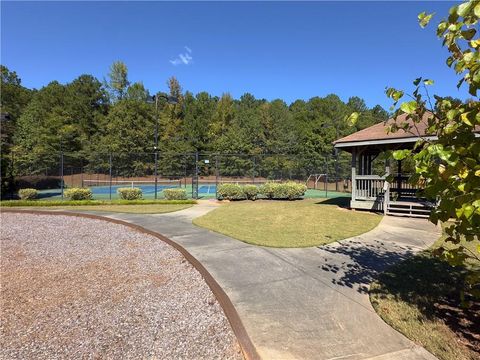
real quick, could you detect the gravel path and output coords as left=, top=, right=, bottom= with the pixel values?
left=0, top=213, right=242, bottom=360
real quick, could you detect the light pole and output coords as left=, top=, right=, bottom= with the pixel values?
left=151, top=94, right=178, bottom=199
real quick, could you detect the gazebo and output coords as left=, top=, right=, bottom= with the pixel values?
left=333, top=113, right=436, bottom=218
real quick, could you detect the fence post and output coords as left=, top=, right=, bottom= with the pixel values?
left=109, top=153, right=112, bottom=201
left=215, top=154, right=219, bottom=199
left=325, top=156, right=328, bottom=198
left=154, top=151, right=158, bottom=200
left=80, top=158, right=84, bottom=188
left=252, top=156, right=256, bottom=184
left=194, top=151, right=199, bottom=199
left=60, top=151, right=64, bottom=200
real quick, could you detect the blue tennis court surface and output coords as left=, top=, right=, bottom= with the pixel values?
left=198, top=185, right=216, bottom=194
left=90, top=184, right=178, bottom=195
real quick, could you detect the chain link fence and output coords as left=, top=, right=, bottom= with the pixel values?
left=5, top=151, right=352, bottom=200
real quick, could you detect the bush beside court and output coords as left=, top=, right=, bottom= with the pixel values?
left=64, top=188, right=93, bottom=200
left=117, top=187, right=143, bottom=200
left=163, top=188, right=188, bottom=200
left=18, top=188, right=38, bottom=200
left=217, top=182, right=307, bottom=201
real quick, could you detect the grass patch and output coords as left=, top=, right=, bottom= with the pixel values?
left=1, top=199, right=196, bottom=207
left=1, top=199, right=195, bottom=214
left=370, top=236, right=480, bottom=360
left=193, top=198, right=381, bottom=247
left=10, top=203, right=193, bottom=214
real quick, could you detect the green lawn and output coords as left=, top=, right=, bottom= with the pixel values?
left=193, top=198, right=381, bottom=247
left=1, top=199, right=194, bottom=214
left=12, top=203, right=193, bottom=214
left=370, top=235, right=480, bottom=360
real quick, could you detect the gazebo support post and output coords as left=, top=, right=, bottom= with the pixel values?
left=397, top=160, right=402, bottom=200
left=351, top=148, right=357, bottom=204
left=384, top=158, right=390, bottom=215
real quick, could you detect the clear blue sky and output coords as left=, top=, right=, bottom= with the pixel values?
left=1, top=1, right=465, bottom=109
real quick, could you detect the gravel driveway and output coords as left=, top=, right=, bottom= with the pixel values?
left=0, top=213, right=242, bottom=360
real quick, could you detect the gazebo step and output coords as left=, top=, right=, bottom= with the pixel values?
left=388, top=207, right=431, bottom=214
left=389, top=201, right=434, bottom=208
left=387, top=200, right=433, bottom=218
left=386, top=211, right=430, bottom=218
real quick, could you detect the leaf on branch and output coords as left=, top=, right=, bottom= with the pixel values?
left=414, top=77, right=422, bottom=86
left=423, top=79, right=434, bottom=85
left=418, top=11, right=434, bottom=28
left=345, top=112, right=359, bottom=127
left=447, top=109, right=459, bottom=120
left=386, top=88, right=404, bottom=101
left=400, top=101, right=418, bottom=114
left=392, top=149, right=411, bottom=161
left=461, top=112, right=473, bottom=126
left=457, top=1, right=472, bottom=17
left=459, top=167, right=469, bottom=179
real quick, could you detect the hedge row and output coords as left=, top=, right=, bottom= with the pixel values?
left=217, top=182, right=307, bottom=201
left=15, top=175, right=61, bottom=190
left=11, top=185, right=193, bottom=203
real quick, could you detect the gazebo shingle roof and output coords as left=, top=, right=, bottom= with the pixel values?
left=334, top=112, right=433, bottom=145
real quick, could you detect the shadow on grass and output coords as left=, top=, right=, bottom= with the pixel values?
left=318, top=239, right=415, bottom=294
left=37, top=191, right=62, bottom=199
left=371, top=254, right=480, bottom=354
left=314, top=196, right=350, bottom=208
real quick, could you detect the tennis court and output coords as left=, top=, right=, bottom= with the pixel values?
left=89, top=184, right=178, bottom=195
left=90, top=183, right=215, bottom=197
left=198, top=184, right=216, bottom=194
left=36, top=180, right=351, bottom=200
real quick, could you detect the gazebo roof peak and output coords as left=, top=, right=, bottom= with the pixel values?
left=334, top=112, right=434, bottom=148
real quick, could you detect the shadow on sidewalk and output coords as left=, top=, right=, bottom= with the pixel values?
left=318, top=239, right=414, bottom=294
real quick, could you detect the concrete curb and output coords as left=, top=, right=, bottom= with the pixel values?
left=2, top=209, right=260, bottom=360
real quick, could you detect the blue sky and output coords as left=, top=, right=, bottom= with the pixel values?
left=1, top=1, right=465, bottom=109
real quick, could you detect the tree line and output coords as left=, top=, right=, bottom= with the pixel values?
left=1, top=62, right=389, bottom=193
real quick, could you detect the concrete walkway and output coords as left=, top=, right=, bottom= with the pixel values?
left=78, top=203, right=441, bottom=360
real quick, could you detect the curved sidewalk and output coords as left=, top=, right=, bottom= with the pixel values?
left=78, top=203, right=440, bottom=360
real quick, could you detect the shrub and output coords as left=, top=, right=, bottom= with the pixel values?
left=163, top=188, right=188, bottom=200
left=15, top=175, right=62, bottom=190
left=260, top=182, right=307, bottom=200
left=281, top=182, right=307, bottom=200
left=117, top=187, right=142, bottom=200
left=259, top=182, right=277, bottom=199
left=242, top=185, right=259, bottom=200
left=18, top=188, right=38, bottom=200
left=64, top=187, right=93, bottom=200
left=217, top=183, right=245, bottom=200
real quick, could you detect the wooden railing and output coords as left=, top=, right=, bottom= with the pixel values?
left=390, top=174, right=420, bottom=197
left=354, top=174, right=423, bottom=202
left=355, top=175, right=386, bottom=200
